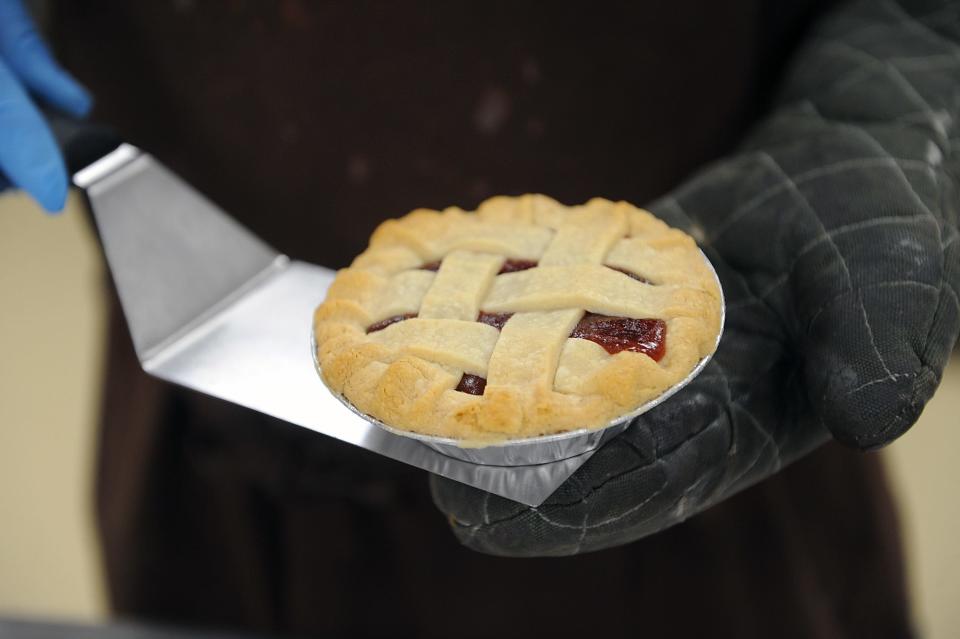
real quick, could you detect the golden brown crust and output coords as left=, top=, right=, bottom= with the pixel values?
left=314, top=195, right=722, bottom=441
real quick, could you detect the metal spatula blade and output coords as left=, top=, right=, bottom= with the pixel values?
left=74, top=144, right=595, bottom=506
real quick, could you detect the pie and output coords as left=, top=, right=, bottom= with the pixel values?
left=314, top=195, right=722, bottom=441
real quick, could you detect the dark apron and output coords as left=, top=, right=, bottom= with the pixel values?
left=53, top=2, right=911, bottom=636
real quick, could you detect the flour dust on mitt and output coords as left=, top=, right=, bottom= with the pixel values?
left=313, top=195, right=722, bottom=443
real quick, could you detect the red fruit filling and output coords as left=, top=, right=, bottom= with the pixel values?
left=570, top=313, right=666, bottom=360
left=477, top=311, right=513, bottom=330
left=455, top=373, right=487, bottom=395
left=498, top=259, right=538, bottom=274
left=420, top=259, right=537, bottom=274
left=366, top=313, right=416, bottom=333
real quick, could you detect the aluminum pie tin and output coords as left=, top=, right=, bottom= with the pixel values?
left=312, top=250, right=724, bottom=467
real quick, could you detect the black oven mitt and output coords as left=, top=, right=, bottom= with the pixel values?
left=431, top=0, right=960, bottom=556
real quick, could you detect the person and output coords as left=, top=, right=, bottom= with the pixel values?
left=3, top=0, right=958, bottom=636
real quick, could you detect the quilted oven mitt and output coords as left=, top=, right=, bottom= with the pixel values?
left=431, top=0, right=960, bottom=556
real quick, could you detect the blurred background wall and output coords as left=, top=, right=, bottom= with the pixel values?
left=0, top=193, right=107, bottom=619
left=0, top=192, right=957, bottom=636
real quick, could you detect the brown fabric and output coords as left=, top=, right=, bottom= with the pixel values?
left=55, top=0, right=765, bottom=267
left=53, top=1, right=911, bottom=636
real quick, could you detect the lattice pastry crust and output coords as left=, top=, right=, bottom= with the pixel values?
left=314, top=195, right=722, bottom=441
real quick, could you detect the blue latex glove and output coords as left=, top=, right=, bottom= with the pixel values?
left=0, top=0, right=91, bottom=212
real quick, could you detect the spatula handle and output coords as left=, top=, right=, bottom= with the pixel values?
left=42, top=107, right=122, bottom=175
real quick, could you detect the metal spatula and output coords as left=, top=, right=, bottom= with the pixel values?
left=54, top=122, right=599, bottom=507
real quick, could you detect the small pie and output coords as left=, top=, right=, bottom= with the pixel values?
left=314, top=195, right=722, bottom=441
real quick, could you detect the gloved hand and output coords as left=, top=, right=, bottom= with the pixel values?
left=0, top=0, right=91, bottom=212
left=432, top=0, right=960, bottom=556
